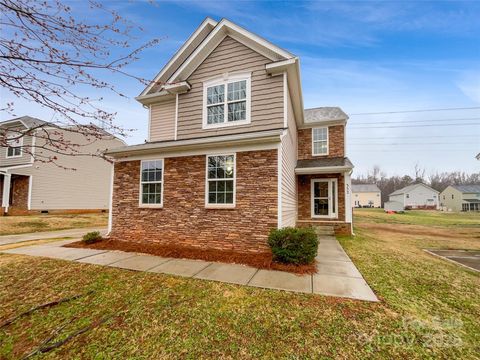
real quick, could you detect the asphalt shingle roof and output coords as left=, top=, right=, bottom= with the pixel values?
left=0, top=116, right=47, bottom=129
left=304, top=107, right=348, bottom=124
left=389, top=183, right=438, bottom=196
left=451, top=184, right=480, bottom=193
left=352, top=184, right=381, bottom=193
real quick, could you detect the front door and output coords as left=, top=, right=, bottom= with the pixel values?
left=311, top=179, right=338, bottom=219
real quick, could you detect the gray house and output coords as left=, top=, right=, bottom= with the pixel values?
left=0, top=116, right=124, bottom=215
left=387, top=183, right=439, bottom=210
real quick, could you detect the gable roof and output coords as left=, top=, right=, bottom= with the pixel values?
left=389, top=183, right=439, bottom=196
left=140, top=17, right=218, bottom=97
left=136, top=18, right=305, bottom=126
left=352, top=184, right=381, bottom=193
left=451, top=184, right=480, bottom=193
left=304, top=107, right=349, bottom=126
left=0, top=116, right=47, bottom=129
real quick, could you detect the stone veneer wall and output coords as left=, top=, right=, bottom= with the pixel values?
left=110, top=149, right=278, bottom=253
left=297, top=125, right=344, bottom=160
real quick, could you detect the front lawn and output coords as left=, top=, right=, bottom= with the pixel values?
left=0, top=211, right=478, bottom=358
left=354, top=208, right=480, bottom=228
left=0, top=213, right=108, bottom=236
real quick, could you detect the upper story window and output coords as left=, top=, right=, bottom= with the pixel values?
left=312, top=127, right=328, bottom=156
left=140, top=159, right=163, bottom=207
left=203, top=73, right=251, bottom=129
left=6, top=133, right=23, bottom=158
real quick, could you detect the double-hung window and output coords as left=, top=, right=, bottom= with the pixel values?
left=6, top=133, right=23, bottom=158
left=140, top=160, right=163, bottom=206
left=206, top=154, right=235, bottom=206
left=312, top=127, right=328, bottom=156
left=203, top=73, right=251, bottom=128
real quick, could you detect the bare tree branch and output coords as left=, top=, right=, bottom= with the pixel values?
left=0, top=0, right=162, bottom=165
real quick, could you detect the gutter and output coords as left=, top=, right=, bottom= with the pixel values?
left=106, top=128, right=284, bottom=158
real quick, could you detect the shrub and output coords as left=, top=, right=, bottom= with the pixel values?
left=268, top=227, right=318, bottom=265
left=82, top=231, right=102, bottom=244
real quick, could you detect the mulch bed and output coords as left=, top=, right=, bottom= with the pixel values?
left=65, top=239, right=317, bottom=275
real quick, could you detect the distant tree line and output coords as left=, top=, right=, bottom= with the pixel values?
left=352, top=165, right=480, bottom=206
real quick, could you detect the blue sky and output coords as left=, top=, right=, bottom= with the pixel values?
left=2, top=0, right=479, bottom=176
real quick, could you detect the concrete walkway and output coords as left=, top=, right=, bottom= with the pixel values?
left=1, top=236, right=378, bottom=302
left=0, top=227, right=107, bottom=246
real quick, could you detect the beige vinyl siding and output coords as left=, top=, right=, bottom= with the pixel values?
left=0, top=126, right=33, bottom=167
left=150, top=98, right=176, bottom=141
left=281, top=87, right=297, bottom=227
left=439, top=186, right=463, bottom=212
left=10, top=129, right=123, bottom=210
left=352, top=192, right=381, bottom=207
left=177, top=36, right=284, bottom=140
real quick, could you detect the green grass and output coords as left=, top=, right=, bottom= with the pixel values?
left=0, top=214, right=108, bottom=236
left=0, top=211, right=478, bottom=358
left=354, top=208, right=480, bottom=227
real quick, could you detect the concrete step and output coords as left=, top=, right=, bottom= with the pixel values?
left=314, top=226, right=335, bottom=236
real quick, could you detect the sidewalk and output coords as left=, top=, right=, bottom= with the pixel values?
left=1, top=235, right=378, bottom=302
left=0, top=227, right=107, bottom=246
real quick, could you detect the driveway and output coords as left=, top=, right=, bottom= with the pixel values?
left=425, top=249, right=480, bottom=272
left=1, top=234, right=378, bottom=302
left=0, top=227, right=108, bottom=246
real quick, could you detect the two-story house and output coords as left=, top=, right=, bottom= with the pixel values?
left=0, top=116, right=124, bottom=215
left=106, top=18, right=354, bottom=254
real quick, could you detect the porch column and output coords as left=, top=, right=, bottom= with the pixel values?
left=2, top=173, right=11, bottom=213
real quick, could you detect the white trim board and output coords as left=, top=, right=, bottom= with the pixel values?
left=140, top=17, right=218, bottom=97
left=115, top=142, right=278, bottom=162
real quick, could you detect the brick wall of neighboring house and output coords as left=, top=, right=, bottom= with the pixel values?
left=10, top=175, right=29, bottom=210
left=110, top=149, right=278, bottom=253
left=297, top=173, right=346, bottom=222
left=297, top=125, right=344, bottom=160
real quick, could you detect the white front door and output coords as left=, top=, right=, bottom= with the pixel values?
left=311, top=179, right=338, bottom=219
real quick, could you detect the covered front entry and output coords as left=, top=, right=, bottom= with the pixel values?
left=311, top=178, right=337, bottom=219
left=295, top=157, right=354, bottom=235
left=1, top=173, right=30, bottom=214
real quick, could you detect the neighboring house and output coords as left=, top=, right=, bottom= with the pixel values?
left=440, top=184, right=480, bottom=212
left=388, top=183, right=439, bottom=210
left=352, top=184, right=381, bottom=208
left=105, top=18, right=354, bottom=254
left=0, top=116, right=124, bottom=215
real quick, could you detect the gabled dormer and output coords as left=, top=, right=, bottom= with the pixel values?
left=136, top=18, right=305, bottom=143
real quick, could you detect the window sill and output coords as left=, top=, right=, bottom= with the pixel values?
left=311, top=153, right=329, bottom=157
left=205, top=204, right=236, bottom=209
left=311, top=215, right=338, bottom=220
left=139, top=204, right=163, bottom=209
left=203, top=119, right=250, bottom=130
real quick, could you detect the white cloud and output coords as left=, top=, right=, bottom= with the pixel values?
left=457, top=71, right=480, bottom=103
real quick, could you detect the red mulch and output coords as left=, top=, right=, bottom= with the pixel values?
left=65, top=239, right=317, bottom=275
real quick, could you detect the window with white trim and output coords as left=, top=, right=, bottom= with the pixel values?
left=140, top=160, right=163, bottom=205
left=203, top=73, right=250, bottom=128
left=312, top=127, right=328, bottom=155
left=6, top=133, right=23, bottom=158
left=206, top=155, right=235, bottom=205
